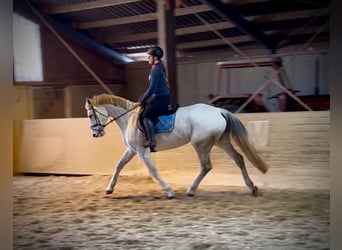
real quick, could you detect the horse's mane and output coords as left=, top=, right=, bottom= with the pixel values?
left=90, top=94, right=138, bottom=110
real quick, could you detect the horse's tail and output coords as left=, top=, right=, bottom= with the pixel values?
left=221, top=112, right=269, bottom=174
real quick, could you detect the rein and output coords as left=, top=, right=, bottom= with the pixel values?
left=92, top=103, right=141, bottom=128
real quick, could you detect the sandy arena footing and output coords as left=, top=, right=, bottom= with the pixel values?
left=13, top=174, right=329, bottom=250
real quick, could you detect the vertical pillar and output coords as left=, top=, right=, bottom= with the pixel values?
left=314, top=58, right=320, bottom=95
left=215, top=66, right=222, bottom=96
left=64, top=86, right=72, bottom=118
left=226, top=68, right=231, bottom=95
left=157, top=0, right=178, bottom=102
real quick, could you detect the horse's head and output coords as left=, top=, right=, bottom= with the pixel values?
left=85, top=97, right=109, bottom=138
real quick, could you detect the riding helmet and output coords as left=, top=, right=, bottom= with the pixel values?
left=147, top=46, right=164, bottom=59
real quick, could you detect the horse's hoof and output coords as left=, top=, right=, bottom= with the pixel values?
left=252, top=186, right=258, bottom=197
left=187, top=192, right=195, bottom=197
left=105, top=189, right=113, bottom=195
left=166, top=190, right=174, bottom=199
left=166, top=193, right=174, bottom=199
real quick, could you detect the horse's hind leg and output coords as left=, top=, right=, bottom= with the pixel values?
left=217, top=139, right=258, bottom=196
left=187, top=142, right=214, bottom=196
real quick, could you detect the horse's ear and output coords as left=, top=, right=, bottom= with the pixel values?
left=85, top=97, right=92, bottom=109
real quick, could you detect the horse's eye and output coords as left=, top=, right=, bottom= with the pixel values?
left=88, top=115, right=93, bottom=119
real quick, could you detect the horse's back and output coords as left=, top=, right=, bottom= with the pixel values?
left=180, top=103, right=228, bottom=117
left=176, top=103, right=228, bottom=134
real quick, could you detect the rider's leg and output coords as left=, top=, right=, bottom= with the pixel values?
left=142, top=117, right=156, bottom=150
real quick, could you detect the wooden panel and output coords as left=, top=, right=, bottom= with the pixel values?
left=14, top=111, right=330, bottom=190
left=14, top=118, right=143, bottom=175
left=13, top=86, right=33, bottom=120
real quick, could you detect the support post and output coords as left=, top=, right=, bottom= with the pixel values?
left=157, top=0, right=178, bottom=102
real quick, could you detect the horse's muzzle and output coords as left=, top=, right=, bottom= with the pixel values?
left=92, top=130, right=105, bottom=138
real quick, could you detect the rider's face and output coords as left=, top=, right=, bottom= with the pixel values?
left=148, top=55, right=154, bottom=65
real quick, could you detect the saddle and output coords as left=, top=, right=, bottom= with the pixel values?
left=138, top=103, right=179, bottom=133
left=160, top=102, right=179, bottom=116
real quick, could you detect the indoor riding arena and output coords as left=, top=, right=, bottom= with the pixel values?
left=13, top=1, right=330, bottom=250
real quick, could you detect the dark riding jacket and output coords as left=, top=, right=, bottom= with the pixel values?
left=140, top=62, right=171, bottom=124
left=140, top=62, right=170, bottom=104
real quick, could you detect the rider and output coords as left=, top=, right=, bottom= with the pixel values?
left=140, top=46, right=171, bottom=151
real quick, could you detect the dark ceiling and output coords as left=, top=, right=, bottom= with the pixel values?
left=14, top=0, right=330, bottom=63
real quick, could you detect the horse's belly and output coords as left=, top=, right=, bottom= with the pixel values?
left=156, top=133, right=191, bottom=151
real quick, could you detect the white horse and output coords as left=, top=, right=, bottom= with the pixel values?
left=85, top=94, right=269, bottom=198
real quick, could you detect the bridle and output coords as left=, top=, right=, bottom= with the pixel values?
left=88, top=103, right=141, bottom=129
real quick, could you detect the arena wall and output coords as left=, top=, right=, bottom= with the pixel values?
left=13, top=111, right=330, bottom=190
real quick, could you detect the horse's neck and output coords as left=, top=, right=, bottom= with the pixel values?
left=105, top=104, right=131, bottom=132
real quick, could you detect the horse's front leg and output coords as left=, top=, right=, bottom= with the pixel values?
left=105, top=147, right=136, bottom=195
left=138, top=150, right=174, bottom=199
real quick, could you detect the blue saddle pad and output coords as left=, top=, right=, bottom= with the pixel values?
left=154, top=113, right=176, bottom=133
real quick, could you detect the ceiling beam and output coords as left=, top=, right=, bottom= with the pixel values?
left=114, top=25, right=328, bottom=53
left=76, top=1, right=318, bottom=34
left=46, top=0, right=141, bottom=14
left=249, top=8, right=329, bottom=22
left=104, top=22, right=234, bottom=43
left=177, top=25, right=329, bottom=49
left=200, top=0, right=277, bottom=53
left=73, top=4, right=211, bottom=29
left=74, top=12, right=157, bottom=29
left=223, top=0, right=270, bottom=4
left=105, top=8, right=328, bottom=43
left=178, top=35, right=252, bottom=49
left=177, top=42, right=329, bottom=64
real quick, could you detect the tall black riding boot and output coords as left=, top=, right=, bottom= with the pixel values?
left=142, top=118, right=157, bottom=151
